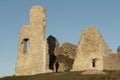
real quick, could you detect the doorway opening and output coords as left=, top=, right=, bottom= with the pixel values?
left=92, top=58, right=97, bottom=68
left=55, top=62, right=59, bottom=72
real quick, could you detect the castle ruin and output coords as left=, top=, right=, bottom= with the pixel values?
left=16, top=6, right=51, bottom=76
left=72, top=27, right=120, bottom=71
left=16, top=5, right=120, bottom=76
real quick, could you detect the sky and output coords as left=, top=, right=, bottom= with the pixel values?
left=0, top=0, right=120, bottom=77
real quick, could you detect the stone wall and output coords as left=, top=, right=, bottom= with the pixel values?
left=72, top=27, right=113, bottom=71
left=16, top=6, right=51, bottom=76
left=55, top=43, right=77, bottom=72
left=16, top=6, right=120, bottom=75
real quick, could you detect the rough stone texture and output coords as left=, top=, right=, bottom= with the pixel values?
left=16, top=6, right=52, bottom=76
left=72, top=27, right=119, bottom=71
left=55, top=43, right=77, bottom=72
left=59, top=43, right=77, bottom=59
left=55, top=55, right=74, bottom=72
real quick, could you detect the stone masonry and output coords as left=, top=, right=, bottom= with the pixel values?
left=16, top=5, right=120, bottom=76
left=16, top=6, right=51, bottom=76
left=72, top=27, right=120, bottom=71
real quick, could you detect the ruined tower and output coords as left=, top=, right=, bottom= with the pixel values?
left=16, top=6, right=51, bottom=76
left=72, top=27, right=113, bottom=71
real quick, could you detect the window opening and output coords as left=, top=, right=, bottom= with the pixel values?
left=21, top=39, right=30, bottom=53
left=92, top=58, right=96, bottom=68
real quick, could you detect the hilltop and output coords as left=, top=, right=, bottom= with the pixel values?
left=1, top=71, right=120, bottom=80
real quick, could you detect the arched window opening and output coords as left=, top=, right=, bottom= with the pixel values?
left=21, top=38, right=30, bottom=53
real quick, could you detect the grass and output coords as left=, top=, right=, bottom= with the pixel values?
left=1, top=71, right=120, bottom=80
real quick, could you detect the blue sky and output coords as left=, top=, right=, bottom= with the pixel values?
left=0, top=0, right=120, bottom=77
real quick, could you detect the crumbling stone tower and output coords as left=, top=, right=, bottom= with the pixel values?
left=72, top=27, right=113, bottom=71
left=16, top=6, right=51, bottom=76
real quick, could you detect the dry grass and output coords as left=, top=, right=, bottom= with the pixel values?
left=1, top=71, right=120, bottom=80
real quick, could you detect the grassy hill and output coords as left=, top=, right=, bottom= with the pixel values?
left=1, top=71, right=120, bottom=80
